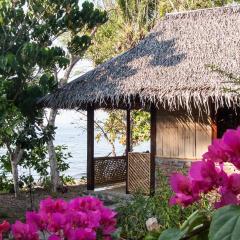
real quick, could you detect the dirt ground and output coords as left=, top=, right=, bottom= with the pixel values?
left=0, top=184, right=88, bottom=223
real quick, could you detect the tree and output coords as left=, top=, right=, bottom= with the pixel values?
left=77, top=110, right=150, bottom=156
left=158, top=0, right=237, bottom=16
left=88, top=0, right=158, bottom=64
left=100, top=110, right=150, bottom=152
left=0, top=0, right=107, bottom=196
left=40, top=1, right=107, bottom=192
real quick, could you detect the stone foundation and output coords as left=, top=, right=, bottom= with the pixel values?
left=155, top=157, right=193, bottom=187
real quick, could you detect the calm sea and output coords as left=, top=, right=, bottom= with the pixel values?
left=0, top=110, right=149, bottom=179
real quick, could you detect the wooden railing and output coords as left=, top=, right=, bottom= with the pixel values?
left=94, top=156, right=127, bottom=185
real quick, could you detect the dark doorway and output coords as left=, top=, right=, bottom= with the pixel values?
left=217, top=107, right=240, bottom=138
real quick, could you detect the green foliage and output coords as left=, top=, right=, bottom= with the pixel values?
left=158, top=228, right=184, bottom=240
left=0, top=0, right=107, bottom=122
left=0, top=0, right=107, bottom=193
left=117, top=171, right=211, bottom=239
left=158, top=203, right=240, bottom=240
left=22, top=144, right=73, bottom=188
left=209, top=205, right=240, bottom=240
left=87, top=12, right=125, bottom=65
left=95, top=110, right=150, bottom=151
left=0, top=144, right=73, bottom=192
left=88, top=0, right=157, bottom=65
left=152, top=210, right=211, bottom=240
left=0, top=155, right=16, bottom=193
left=158, top=0, right=239, bottom=16
left=0, top=173, right=13, bottom=193
left=180, top=210, right=209, bottom=239
left=132, top=110, right=150, bottom=145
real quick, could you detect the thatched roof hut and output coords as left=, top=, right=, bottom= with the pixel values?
left=39, top=6, right=240, bottom=194
left=40, top=5, right=240, bottom=112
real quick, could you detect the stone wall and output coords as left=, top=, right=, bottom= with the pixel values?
left=155, top=157, right=193, bottom=187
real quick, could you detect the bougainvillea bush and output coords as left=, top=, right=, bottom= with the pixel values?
left=0, top=196, right=117, bottom=240
left=159, top=127, right=240, bottom=240
left=170, top=127, right=240, bottom=208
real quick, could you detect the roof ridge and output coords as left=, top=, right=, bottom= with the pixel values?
left=164, top=4, right=240, bottom=20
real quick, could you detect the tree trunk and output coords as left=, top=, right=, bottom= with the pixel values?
left=11, top=160, right=19, bottom=197
left=10, top=147, right=23, bottom=198
left=47, top=56, right=80, bottom=192
left=46, top=30, right=98, bottom=191
left=110, top=141, right=116, bottom=157
left=47, top=109, right=62, bottom=192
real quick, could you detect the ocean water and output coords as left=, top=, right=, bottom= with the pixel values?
left=0, top=110, right=150, bottom=179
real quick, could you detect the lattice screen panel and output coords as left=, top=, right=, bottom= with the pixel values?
left=128, top=152, right=151, bottom=195
left=94, top=156, right=127, bottom=185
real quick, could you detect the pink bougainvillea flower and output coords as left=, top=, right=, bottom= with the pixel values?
left=66, top=228, right=96, bottom=240
left=0, top=220, right=10, bottom=240
left=47, top=212, right=66, bottom=233
left=170, top=173, right=191, bottom=193
left=170, top=173, right=199, bottom=207
left=39, top=198, right=67, bottom=215
left=103, top=237, right=113, bottom=240
left=12, top=221, right=39, bottom=240
left=26, top=211, right=48, bottom=231
left=215, top=190, right=239, bottom=208
left=170, top=126, right=240, bottom=208
left=189, top=160, right=227, bottom=192
left=69, top=196, right=103, bottom=212
left=216, top=169, right=229, bottom=187
left=100, top=208, right=117, bottom=235
left=222, top=173, right=240, bottom=195
left=222, top=128, right=240, bottom=169
left=65, top=211, right=89, bottom=229
left=65, top=209, right=100, bottom=230
left=10, top=196, right=117, bottom=239
left=48, top=234, right=61, bottom=240
left=203, top=139, right=230, bottom=163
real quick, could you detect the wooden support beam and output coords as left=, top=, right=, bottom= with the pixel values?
left=87, top=107, right=95, bottom=190
left=210, top=105, right=218, bottom=140
left=126, top=109, right=131, bottom=153
left=150, top=105, right=156, bottom=195
left=211, top=119, right=218, bottom=139
left=126, top=108, right=131, bottom=194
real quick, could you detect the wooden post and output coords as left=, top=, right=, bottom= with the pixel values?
left=210, top=104, right=218, bottom=140
left=150, top=105, right=156, bottom=195
left=126, top=108, right=131, bottom=194
left=87, top=107, right=95, bottom=190
left=211, top=119, right=218, bottom=139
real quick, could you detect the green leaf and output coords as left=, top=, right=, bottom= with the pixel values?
left=158, top=228, right=185, bottom=240
left=181, top=210, right=209, bottom=233
left=209, top=205, right=240, bottom=240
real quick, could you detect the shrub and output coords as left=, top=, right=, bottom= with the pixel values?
left=170, top=127, right=240, bottom=208
left=116, top=171, right=212, bottom=239
left=159, top=127, right=240, bottom=240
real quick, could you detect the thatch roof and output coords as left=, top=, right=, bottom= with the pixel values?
left=39, top=5, right=240, bottom=112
